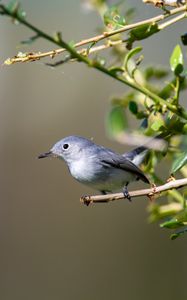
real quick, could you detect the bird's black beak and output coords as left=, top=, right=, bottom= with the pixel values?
left=38, top=151, right=52, bottom=159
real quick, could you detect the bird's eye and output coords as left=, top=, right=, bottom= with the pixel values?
left=63, top=143, right=69, bottom=150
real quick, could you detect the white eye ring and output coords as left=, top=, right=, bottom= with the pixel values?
left=63, top=143, right=69, bottom=150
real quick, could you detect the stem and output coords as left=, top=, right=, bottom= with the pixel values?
left=1, top=3, right=187, bottom=120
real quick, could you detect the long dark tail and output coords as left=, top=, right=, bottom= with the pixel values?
left=123, top=133, right=170, bottom=166
left=123, top=146, right=148, bottom=166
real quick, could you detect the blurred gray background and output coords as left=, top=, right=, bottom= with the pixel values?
left=1, top=1, right=187, bottom=299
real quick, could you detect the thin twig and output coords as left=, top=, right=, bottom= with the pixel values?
left=3, top=5, right=187, bottom=65
left=158, top=10, right=187, bottom=28
left=80, top=178, right=187, bottom=205
left=1, top=3, right=187, bottom=120
left=4, top=40, right=124, bottom=64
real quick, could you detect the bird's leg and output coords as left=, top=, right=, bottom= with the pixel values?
left=122, top=183, right=131, bottom=202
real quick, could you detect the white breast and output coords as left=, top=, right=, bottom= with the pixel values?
left=69, top=158, right=135, bottom=192
left=69, top=158, right=96, bottom=182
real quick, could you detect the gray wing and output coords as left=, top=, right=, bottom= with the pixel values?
left=100, top=149, right=149, bottom=184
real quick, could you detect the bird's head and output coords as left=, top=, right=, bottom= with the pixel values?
left=38, top=135, right=94, bottom=165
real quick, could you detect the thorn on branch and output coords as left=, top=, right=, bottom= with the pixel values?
left=148, top=183, right=158, bottom=201
left=167, top=174, right=176, bottom=182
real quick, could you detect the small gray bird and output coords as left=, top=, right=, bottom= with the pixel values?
left=38, top=136, right=150, bottom=199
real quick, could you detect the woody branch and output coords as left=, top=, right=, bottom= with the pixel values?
left=80, top=178, right=187, bottom=205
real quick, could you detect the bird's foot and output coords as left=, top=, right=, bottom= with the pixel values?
left=122, top=186, right=131, bottom=202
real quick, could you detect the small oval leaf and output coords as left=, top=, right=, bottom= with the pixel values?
left=170, top=45, right=184, bottom=75
left=129, top=101, right=138, bottom=115
left=171, top=152, right=187, bottom=173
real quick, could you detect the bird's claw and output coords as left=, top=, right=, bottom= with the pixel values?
left=123, top=186, right=131, bottom=202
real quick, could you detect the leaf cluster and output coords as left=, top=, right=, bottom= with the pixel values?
left=1, top=0, right=187, bottom=239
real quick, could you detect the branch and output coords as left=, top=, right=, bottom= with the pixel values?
left=80, top=178, right=187, bottom=205
left=4, top=39, right=125, bottom=65
left=1, top=2, right=187, bottom=120
left=3, top=5, right=186, bottom=65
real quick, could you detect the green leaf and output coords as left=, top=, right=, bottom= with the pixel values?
left=127, top=23, right=159, bottom=49
left=130, top=23, right=159, bottom=39
left=123, top=46, right=142, bottom=71
left=106, top=105, right=127, bottom=137
left=129, top=101, right=138, bottom=115
left=6, top=1, right=26, bottom=20
left=171, top=152, right=187, bottom=173
left=170, top=45, right=183, bottom=75
left=161, top=208, right=187, bottom=229
left=170, top=227, right=187, bottom=240
left=104, top=6, right=126, bottom=30
left=160, top=219, right=184, bottom=229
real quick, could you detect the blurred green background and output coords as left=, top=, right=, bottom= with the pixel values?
left=1, top=1, right=187, bottom=299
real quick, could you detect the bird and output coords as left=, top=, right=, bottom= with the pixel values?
left=38, top=135, right=150, bottom=200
